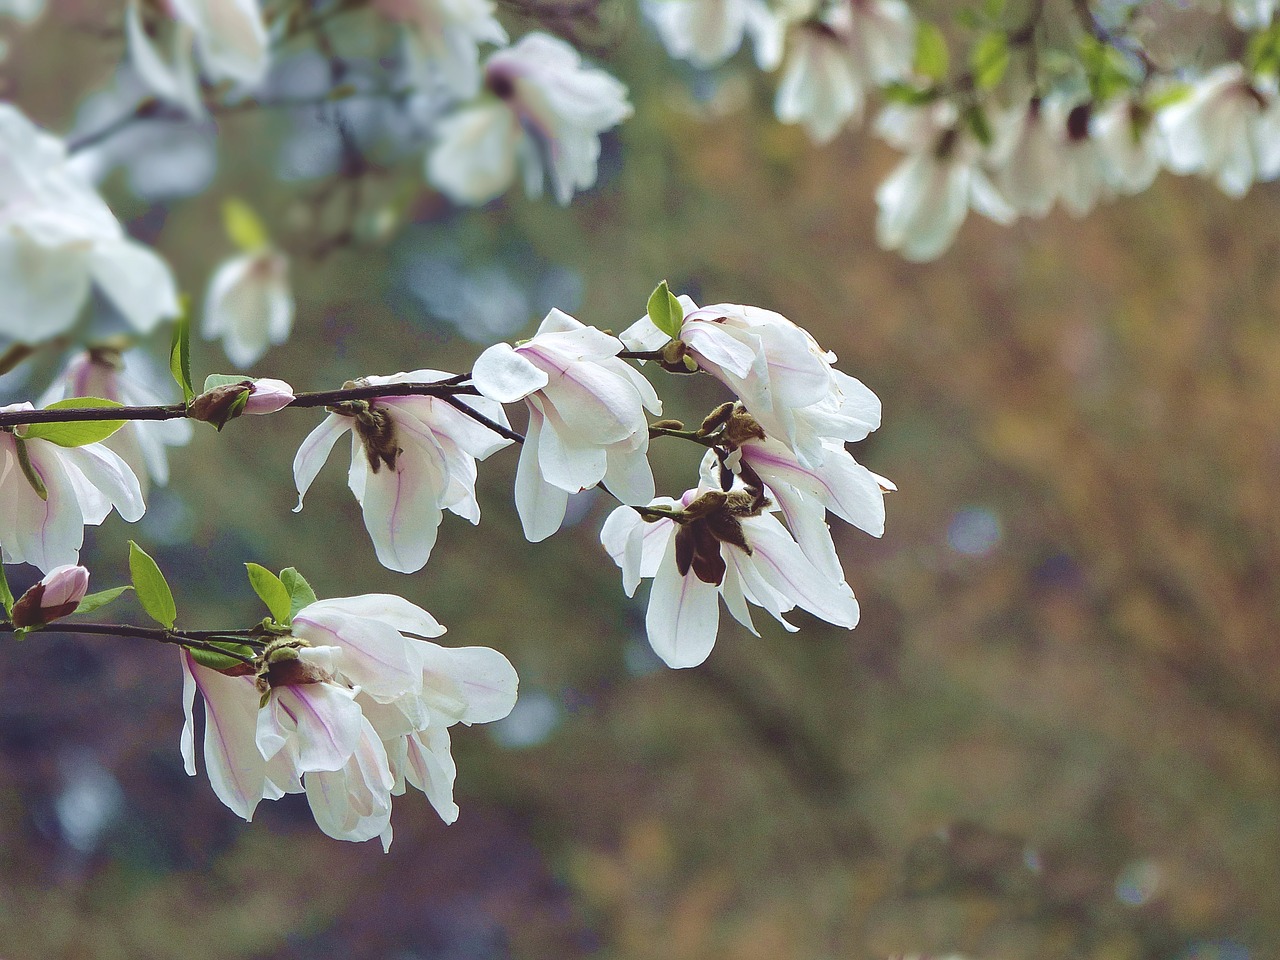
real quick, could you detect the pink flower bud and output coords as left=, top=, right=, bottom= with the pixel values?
left=244, top=378, right=295, bottom=415
left=11, top=564, right=90, bottom=627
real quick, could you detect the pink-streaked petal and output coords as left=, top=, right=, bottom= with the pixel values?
left=263, top=683, right=363, bottom=773
left=292, top=413, right=351, bottom=512
left=514, top=407, right=569, bottom=542
left=406, top=724, right=458, bottom=824
left=293, top=608, right=422, bottom=703
left=359, top=440, right=445, bottom=574
left=302, top=595, right=446, bottom=638
left=190, top=659, right=267, bottom=820
left=471, top=341, right=550, bottom=402
left=739, top=513, right=859, bottom=628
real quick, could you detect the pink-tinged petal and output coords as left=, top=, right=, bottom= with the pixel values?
left=304, top=717, right=394, bottom=843
left=244, top=378, right=295, bottom=415
left=59, top=442, right=145, bottom=523
left=515, top=406, right=569, bottom=542
left=10, top=442, right=84, bottom=572
left=771, top=483, right=844, bottom=582
left=718, top=556, right=759, bottom=636
left=602, top=443, right=655, bottom=507
left=739, top=513, right=859, bottom=628
left=682, top=320, right=761, bottom=379
left=359, top=439, right=446, bottom=574
left=180, top=650, right=198, bottom=776
left=391, top=394, right=513, bottom=461
left=535, top=396, right=607, bottom=491
left=292, top=413, right=352, bottom=512
left=293, top=609, right=422, bottom=702
left=302, top=595, right=446, bottom=638
left=431, top=645, right=519, bottom=724
left=406, top=724, right=458, bottom=824
left=753, top=321, right=833, bottom=407
left=646, top=535, right=721, bottom=669
left=262, top=682, right=363, bottom=773
left=540, top=357, right=641, bottom=445
left=189, top=657, right=268, bottom=820
left=471, top=341, right=549, bottom=402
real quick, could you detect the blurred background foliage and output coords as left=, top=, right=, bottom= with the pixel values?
left=0, top=3, right=1277, bottom=959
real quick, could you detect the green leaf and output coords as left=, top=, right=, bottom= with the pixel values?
left=245, top=563, right=291, bottom=623
left=0, top=562, right=13, bottom=618
left=20, top=397, right=126, bottom=447
left=222, top=197, right=270, bottom=253
left=970, top=31, right=1010, bottom=91
left=1144, top=83, right=1191, bottom=112
left=880, top=81, right=939, bottom=106
left=965, top=105, right=994, bottom=146
left=128, top=540, right=177, bottom=629
left=646, top=281, right=684, bottom=340
left=280, top=567, right=318, bottom=620
left=72, top=586, right=133, bottom=617
left=203, top=373, right=255, bottom=392
left=189, top=641, right=256, bottom=671
left=914, top=22, right=950, bottom=83
left=170, top=302, right=194, bottom=404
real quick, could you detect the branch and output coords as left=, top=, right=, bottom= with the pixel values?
left=2, top=620, right=262, bottom=665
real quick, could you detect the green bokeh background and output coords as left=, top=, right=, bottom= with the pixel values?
left=1, top=4, right=1278, bottom=959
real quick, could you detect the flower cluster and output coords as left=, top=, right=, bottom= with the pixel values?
left=180, top=593, right=517, bottom=848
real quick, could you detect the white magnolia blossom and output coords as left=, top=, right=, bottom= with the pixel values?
left=202, top=248, right=294, bottom=369
left=622, top=297, right=880, bottom=468
left=376, top=0, right=508, bottom=98
left=181, top=593, right=517, bottom=847
left=39, top=349, right=194, bottom=495
left=645, top=0, right=784, bottom=70
left=1159, top=64, right=1280, bottom=197
left=874, top=101, right=1016, bottom=261
left=726, top=434, right=892, bottom=581
left=1051, top=97, right=1112, bottom=217
left=1090, top=95, right=1166, bottom=195
left=601, top=484, right=859, bottom=669
left=293, top=370, right=513, bottom=573
left=426, top=32, right=632, bottom=206
left=0, top=403, right=145, bottom=572
left=0, top=104, right=180, bottom=344
left=126, top=0, right=270, bottom=116
left=471, top=308, right=661, bottom=542
left=991, top=97, right=1059, bottom=218
left=775, top=0, right=914, bottom=142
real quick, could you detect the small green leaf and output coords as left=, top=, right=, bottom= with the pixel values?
left=1144, top=83, right=1191, bottom=112
left=0, top=562, right=13, bottom=617
left=880, top=81, right=939, bottom=106
left=280, top=567, right=318, bottom=620
left=646, top=281, right=684, bottom=340
left=970, top=31, right=1010, bottom=91
left=914, top=22, right=950, bottom=83
left=189, top=641, right=256, bottom=671
left=222, top=197, right=270, bottom=253
left=72, top=586, right=133, bottom=617
left=129, top=540, right=177, bottom=629
left=170, top=301, right=194, bottom=404
left=20, top=397, right=126, bottom=447
left=245, top=563, right=291, bottom=623
left=203, top=373, right=255, bottom=392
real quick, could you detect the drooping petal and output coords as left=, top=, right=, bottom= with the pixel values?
left=189, top=657, right=268, bottom=820
left=645, top=534, right=721, bottom=668
left=358, top=436, right=446, bottom=574
left=514, top=404, right=569, bottom=542
left=292, top=413, right=352, bottom=512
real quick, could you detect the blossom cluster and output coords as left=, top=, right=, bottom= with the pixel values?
left=181, top=593, right=517, bottom=848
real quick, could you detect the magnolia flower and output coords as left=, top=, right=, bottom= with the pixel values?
left=293, top=371, right=513, bottom=573
left=1159, top=64, right=1280, bottom=197
left=874, top=102, right=1016, bottom=261
left=1090, top=95, right=1165, bottom=195
left=991, top=97, right=1059, bottom=218
left=10, top=563, right=89, bottom=627
left=1050, top=98, right=1111, bottom=217
left=39, top=349, right=193, bottom=495
left=202, top=249, right=294, bottom=369
left=0, top=104, right=180, bottom=344
left=601, top=485, right=859, bottom=668
left=181, top=593, right=518, bottom=846
left=775, top=0, right=914, bottom=142
left=426, top=32, right=632, bottom=206
left=126, top=0, right=270, bottom=116
left=719, top=433, right=892, bottom=581
left=471, top=308, right=660, bottom=542
left=645, top=0, right=784, bottom=70
left=621, top=297, right=878, bottom=467
left=0, top=403, right=144, bottom=572
left=376, top=0, right=508, bottom=98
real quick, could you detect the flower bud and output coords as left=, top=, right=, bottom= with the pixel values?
left=11, top=564, right=89, bottom=627
left=242, top=378, right=295, bottom=415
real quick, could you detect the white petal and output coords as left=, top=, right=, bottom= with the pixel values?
left=645, top=535, right=721, bottom=669
left=88, top=239, right=180, bottom=334
left=514, top=406, right=569, bottom=542
left=360, top=439, right=446, bottom=574
left=292, top=413, right=352, bottom=512
left=471, top=342, right=550, bottom=402
left=303, top=594, right=446, bottom=638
